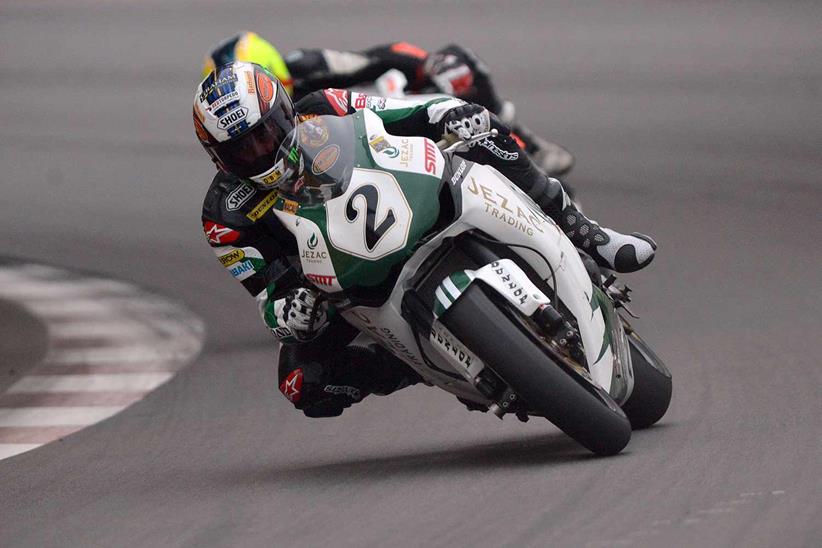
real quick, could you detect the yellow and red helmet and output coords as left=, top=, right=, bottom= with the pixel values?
left=201, top=31, right=294, bottom=96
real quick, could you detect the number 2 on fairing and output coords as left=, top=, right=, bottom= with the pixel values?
left=326, top=168, right=413, bottom=260
left=345, top=184, right=396, bottom=251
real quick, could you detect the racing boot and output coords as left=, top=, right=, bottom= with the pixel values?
left=527, top=175, right=656, bottom=273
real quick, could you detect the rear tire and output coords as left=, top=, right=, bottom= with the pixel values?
left=441, top=283, right=631, bottom=456
left=620, top=327, right=672, bottom=429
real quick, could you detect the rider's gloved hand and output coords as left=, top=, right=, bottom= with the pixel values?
left=282, top=288, right=328, bottom=341
left=442, top=104, right=492, bottom=145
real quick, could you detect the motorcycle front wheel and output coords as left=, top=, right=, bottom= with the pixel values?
left=440, top=282, right=632, bottom=456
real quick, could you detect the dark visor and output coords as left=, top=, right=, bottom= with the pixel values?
left=206, top=99, right=296, bottom=179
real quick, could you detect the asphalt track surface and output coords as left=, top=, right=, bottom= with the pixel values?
left=1, top=1, right=820, bottom=546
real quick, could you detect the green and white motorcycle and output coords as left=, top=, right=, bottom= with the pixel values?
left=271, top=110, right=671, bottom=456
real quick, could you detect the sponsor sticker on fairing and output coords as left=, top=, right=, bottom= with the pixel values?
left=429, top=323, right=484, bottom=377
left=282, top=199, right=299, bottom=215
left=424, top=139, right=438, bottom=174
left=299, top=118, right=329, bottom=147
left=367, top=96, right=387, bottom=110
left=306, top=273, right=336, bottom=286
left=311, top=144, right=340, bottom=175
left=368, top=134, right=397, bottom=156
left=465, top=176, right=547, bottom=237
left=450, top=159, right=468, bottom=186
left=353, top=93, right=368, bottom=109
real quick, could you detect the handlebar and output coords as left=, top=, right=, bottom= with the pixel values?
left=436, top=128, right=499, bottom=153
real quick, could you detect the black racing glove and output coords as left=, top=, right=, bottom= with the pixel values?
left=441, top=103, right=492, bottom=145
left=282, top=288, right=329, bottom=342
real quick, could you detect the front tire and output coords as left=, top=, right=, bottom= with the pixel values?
left=441, top=283, right=632, bottom=456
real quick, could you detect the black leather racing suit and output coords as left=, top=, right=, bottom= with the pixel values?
left=202, top=90, right=550, bottom=417
left=285, top=43, right=572, bottom=178
left=286, top=42, right=503, bottom=113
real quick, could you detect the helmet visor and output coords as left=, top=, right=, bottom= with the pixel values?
left=206, top=97, right=295, bottom=179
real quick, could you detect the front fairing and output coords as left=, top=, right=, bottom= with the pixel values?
left=271, top=110, right=445, bottom=292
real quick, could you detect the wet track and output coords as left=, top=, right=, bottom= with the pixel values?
left=1, top=1, right=820, bottom=546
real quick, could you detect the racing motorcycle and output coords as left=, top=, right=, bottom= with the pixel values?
left=272, top=110, right=672, bottom=455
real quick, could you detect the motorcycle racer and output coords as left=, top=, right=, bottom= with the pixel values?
left=201, top=31, right=574, bottom=177
left=196, top=62, right=656, bottom=417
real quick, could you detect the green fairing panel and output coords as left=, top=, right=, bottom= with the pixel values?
left=288, top=111, right=443, bottom=290
left=369, top=97, right=449, bottom=126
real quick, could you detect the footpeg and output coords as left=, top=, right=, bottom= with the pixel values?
left=488, top=386, right=519, bottom=418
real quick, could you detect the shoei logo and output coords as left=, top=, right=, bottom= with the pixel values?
left=218, top=107, right=248, bottom=129
left=225, top=183, right=256, bottom=211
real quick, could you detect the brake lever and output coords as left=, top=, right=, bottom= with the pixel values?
left=436, top=129, right=499, bottom=153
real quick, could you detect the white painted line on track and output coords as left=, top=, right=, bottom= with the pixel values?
left=0, top=261, right=204, bottom=460
left=44, top=346, right=199, bottom=365
left=21, top=300, right=118, bottom=317
left=0, top=407, right=124, bottom=427
left=0, top=444, right=41, bottom=460
left=0, top=279, right=135, bottom=299
left=9, top=373, right=173, bottom=393
left=48, top=322, right=149, bottom=338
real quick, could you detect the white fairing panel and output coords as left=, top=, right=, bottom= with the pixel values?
left=273, top=209, right=344, bottom=293
left=452, top=163, right=615, bottom=389
left=280, top=122, right=616, bottom=399
left=341, top=160, right=616, bottom=399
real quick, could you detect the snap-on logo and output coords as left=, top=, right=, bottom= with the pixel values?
left=218, top=107, right=248, bottom=129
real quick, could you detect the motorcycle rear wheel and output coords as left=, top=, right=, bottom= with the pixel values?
left=441, top=283, right=632, bottom=456
left=620, top=324, right=672, bottom=429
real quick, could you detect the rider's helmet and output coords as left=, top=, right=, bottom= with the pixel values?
left=193, top=61, right=299, bottom=188
left=201, top=32, right=294, bottom=96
